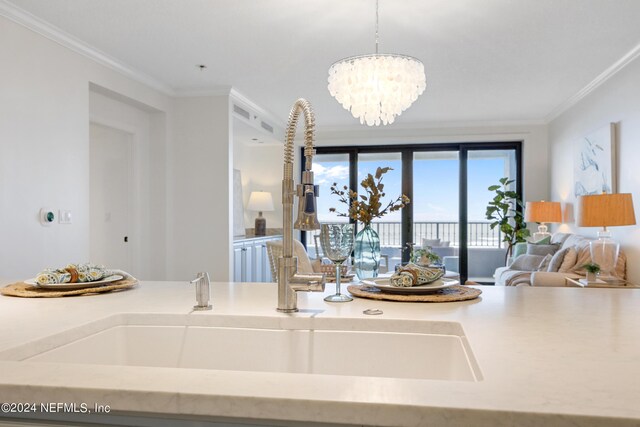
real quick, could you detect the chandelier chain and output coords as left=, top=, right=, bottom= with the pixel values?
left=375, top=0, right=379, bottom=54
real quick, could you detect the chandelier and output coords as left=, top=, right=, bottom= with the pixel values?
left=327, top=0, right=426, bottom=126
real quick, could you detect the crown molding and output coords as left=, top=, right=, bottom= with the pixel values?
left=0, top=0, right=175, bottom=96
left=545, top=41, right=640, bottom=123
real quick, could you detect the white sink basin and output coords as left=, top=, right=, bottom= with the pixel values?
left=0, top=313, right=482, bottom=382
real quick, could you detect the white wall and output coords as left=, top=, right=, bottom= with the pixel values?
left=167, top=96, right=233, bottom=281
left=234, top=141, right=284, bottom=231
left=549, top=56, right=640, bottom=283
left=0, top=15, right=171, bottom=280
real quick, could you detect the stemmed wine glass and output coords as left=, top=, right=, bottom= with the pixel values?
left=320, top=223, right=355, bottom=302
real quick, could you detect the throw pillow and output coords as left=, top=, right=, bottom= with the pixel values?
left=538, top=254, right=552, bottom=271
left=527, top=243, right=559, bottom=257
left=512, top=242, right=527, bottom=259
left=558, top=247, right=578, bottom=272
left=547, top=247, right=570, bottom=272
left=551, top=233, right=572, bottom=246
left=529, top=235, right=551, bottom=245
left=510, top=254, right=546, bottom=271
left=571, top=248, right=627, bottom=279
left=571, top=240, right=594, bottom=273
left=440, top=240, right=451, bottom=247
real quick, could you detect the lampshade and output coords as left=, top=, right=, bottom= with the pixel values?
left=327, top=0, right=426, bottom=126
left=247, top=191, right=274, bottom=212
left=577, top=193, right=636, bottom=227
left=576, top=193, right=635, bottom=282
left=525, top=201, right=562, bottom=223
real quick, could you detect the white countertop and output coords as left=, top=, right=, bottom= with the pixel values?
left=0, top=280, right=639, bottom=426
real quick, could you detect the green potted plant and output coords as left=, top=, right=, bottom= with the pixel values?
left=582, top=262, right=601, bottom=282
left=411, top=248, right=441, bottom=267
left=485, top=177, right=530, bottom=263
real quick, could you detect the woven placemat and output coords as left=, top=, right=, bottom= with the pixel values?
left=0, top=279, right=138, bottom=298
left=347, top=284, right=481, bottom=303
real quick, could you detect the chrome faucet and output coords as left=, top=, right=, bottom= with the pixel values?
left=189, top=272, right=212, bottom=311
left=277, top=99, right=326, bottom=313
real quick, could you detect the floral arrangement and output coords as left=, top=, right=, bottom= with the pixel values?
left=329, top=167, right=410, bottom=226
left=411, top=248, right=441, bottom=266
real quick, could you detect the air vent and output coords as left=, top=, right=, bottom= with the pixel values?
left=260, top=121, right=274, bottom=134
left=233, top=104, right=251, bottom=120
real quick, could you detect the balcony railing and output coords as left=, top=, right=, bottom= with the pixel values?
left=369, top=221, right=503, bottom=248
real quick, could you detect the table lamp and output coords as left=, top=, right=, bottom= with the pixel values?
left=247, top=191, right=274, bottom=236
left=577, top=193, right=636, bottom=281
left=525, top=201, right=562, bottom=241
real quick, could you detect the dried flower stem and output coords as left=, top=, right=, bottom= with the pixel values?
left=329, top=167, right=410, bottom=226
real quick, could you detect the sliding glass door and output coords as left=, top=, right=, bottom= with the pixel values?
left=307, top=153, right=350, bottom=260
left=465, top=149, right=518, bottom=282
left=304, top=142, right=522, bottom=284
left=358, top=152, right=403, bottom=271
left=412, top=151, right=460, bottom=274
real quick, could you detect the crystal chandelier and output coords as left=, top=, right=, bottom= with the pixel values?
left=327, top=0, right=426, bottom=126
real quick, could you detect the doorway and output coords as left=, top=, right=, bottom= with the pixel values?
left=89, top=123, right=133, bottom=271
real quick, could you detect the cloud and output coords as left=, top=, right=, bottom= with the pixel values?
left=312, top=164, right=349, bottom=181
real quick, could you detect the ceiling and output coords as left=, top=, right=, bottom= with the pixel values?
left=7, top=0, right=640, bottom=128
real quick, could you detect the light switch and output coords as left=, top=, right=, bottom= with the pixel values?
left=59, top=210, right=72, bottom=224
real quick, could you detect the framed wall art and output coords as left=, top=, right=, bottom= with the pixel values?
left=574, top=123, right=616, bottom=197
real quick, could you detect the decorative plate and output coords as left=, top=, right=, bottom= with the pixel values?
left=361, top=277, right=459, bottom=294
left=25, top=275, right=124, bottom=290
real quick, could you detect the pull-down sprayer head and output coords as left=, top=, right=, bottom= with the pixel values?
left=294, top=170, right=321, bottom=230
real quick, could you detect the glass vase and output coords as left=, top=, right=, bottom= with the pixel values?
left=354, top=225, right=381, bottom=280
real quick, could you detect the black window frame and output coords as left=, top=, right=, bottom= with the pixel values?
left=301, top=141, right=523, bottom=284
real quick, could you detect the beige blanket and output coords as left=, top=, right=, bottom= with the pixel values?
left=504, top=270, right=533, bottom=287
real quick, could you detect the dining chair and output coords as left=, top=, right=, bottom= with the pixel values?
left=266, top=239, right=315, bottom=282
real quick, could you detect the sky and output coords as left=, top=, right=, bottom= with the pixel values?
left=314, top=155, right=510, bottom=224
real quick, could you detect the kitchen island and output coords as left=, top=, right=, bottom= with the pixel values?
left=0, top=280, right=638, bottom=427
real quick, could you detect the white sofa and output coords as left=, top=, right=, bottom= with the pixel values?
left=494, top=232, right=626, bottom=287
